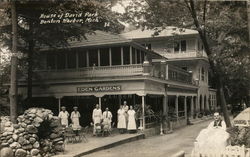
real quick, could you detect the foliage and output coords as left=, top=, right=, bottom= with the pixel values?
left=228, top=126, right=250, bottom=148
left=134, top=103, right=157, bottom=119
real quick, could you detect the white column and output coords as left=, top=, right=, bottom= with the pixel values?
left=142, top=95, right=145, bottom=130
left=109, top=48, right=112, bottom=66
left=98, top=97, right=102, bottom=109
left=121, top=47, right=124, bottom=65
left=184, top=96, right=187, bottom=120
left=57, top=97, right=62, bottom=113
left=175, top=95, right=179, bottom=121
left=190, top=96, right=194, bottom=119
left=163, top=95, right=167, bottom=115
left=98, top=48, right=100, bottom=66
left=130, top=46, right=132, bottom=64
left=86, top=50, right=89, bottom=67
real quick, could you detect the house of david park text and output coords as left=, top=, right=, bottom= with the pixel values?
left=17, top=27, right=217, bottom=130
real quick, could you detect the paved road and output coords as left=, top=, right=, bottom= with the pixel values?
left=84, top=120, right=212, bottom=157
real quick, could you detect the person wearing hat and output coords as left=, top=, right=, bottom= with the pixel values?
left=70, top=106, right=81, bottom=135
left=58, top=106, right=69, bottom=127
left=92, top=104, right=102, bottom=136
left=123, top=101, right=129, bottom=129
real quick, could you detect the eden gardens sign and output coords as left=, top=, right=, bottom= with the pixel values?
left=77, top=86, right=121, bottom=93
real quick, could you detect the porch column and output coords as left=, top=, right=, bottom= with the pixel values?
left=163, top=95, right=168, bottom=115
left=97, top=48, right=100, bottom=66
left=142, top=95, right=146, bottom=130
left=175, top=95, right=179, bottom=121
left=121, top=47, right=124, bottom=65
left=184, top=96, right=187, bottom=120
left=109, top=48, right=112, bottom=66
left=56, top=96, right=62, bottom=113
left=98, top=97, right=102, bottom=109
left=190, top=96, right=194, bottom=119
left=130, top=46, right=132, bottom=64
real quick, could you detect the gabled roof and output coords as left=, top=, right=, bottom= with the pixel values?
left=121, top=27, right=198, bottom=40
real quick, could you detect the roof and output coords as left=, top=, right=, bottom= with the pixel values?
left=68, top=30, right=131, bottom=48
left=121, top=27, right=198, bottom=40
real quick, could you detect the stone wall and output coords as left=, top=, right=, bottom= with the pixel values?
left=0, top=108, right=64, bottom=157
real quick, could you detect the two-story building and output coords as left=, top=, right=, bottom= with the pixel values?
left=121, top=27, right=217, bottom=117
left=17, top=28, right=216, bottom=130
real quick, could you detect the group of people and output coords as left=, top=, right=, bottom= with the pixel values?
left=57, top=101, right=137, bottom=136
left=92, top=101, right=137, bottom=135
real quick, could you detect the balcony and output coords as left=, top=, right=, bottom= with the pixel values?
left=33, top=62, right=194, bottom=85
left=163, top=51, right=207, bottom=59
left=35, top=64, right=144, bottom=80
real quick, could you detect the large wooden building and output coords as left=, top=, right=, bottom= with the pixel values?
left=17, top=28, right=217, bottom=130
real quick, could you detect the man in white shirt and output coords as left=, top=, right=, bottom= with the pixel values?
left=58, top=106, right=69, bottom=127
left=102, top=107, right=112, bottom=130
left=92, top=104, right=102, bottom=135
left=207, top=112, right=226, bottom=130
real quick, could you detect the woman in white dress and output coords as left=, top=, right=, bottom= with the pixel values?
left=117, top=105, right=126, bottom=134
left=70, top=106, right=81, bottom=135
left=127, top=105, right=137, bottom=133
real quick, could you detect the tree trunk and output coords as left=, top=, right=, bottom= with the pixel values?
left=187, top=0, right=231, bottom=127
left=9, top=1, right=18, bottom=124
left=247, top=0, right=250, bottom=44
left=27, top=24, right=34, bottom=105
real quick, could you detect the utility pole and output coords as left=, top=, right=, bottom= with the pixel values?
left=9, top=1, right=18, bottom=123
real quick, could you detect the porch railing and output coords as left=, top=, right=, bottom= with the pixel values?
left=35, top=64, right=143, bottom=80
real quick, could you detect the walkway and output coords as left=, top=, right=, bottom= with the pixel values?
left=54, top=132, right=145, bottom=157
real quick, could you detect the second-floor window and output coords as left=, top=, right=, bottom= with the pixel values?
left=201, top=67, right=205, bottom=81
left=174, top=40, right=186, bottom=52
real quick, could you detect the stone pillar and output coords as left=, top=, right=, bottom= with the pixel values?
left=175, top=95, right=179, bottom=121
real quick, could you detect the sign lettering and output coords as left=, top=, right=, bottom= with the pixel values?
left=77, top=86, right=121, bottom=93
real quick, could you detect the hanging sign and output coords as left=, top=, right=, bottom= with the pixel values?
left=77, top=85, right=121, bottom=93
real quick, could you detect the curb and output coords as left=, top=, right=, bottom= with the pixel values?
left=74, top=134, right=145, bottom=157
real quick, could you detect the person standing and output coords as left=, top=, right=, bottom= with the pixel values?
left=127, top=105, right=137, bottom=133
left=207, top=112, right=226, bottom=130
left=102, top=107, right=112, bottom=130
left=71, top=106, right=81, bottom=135
left=117, top=105, right=126, bottom=133
left=92, top=104, right=102, bottom=136
left=58, top=106, right=69, bottom=127
left=123, top=101, right=129, bottom=129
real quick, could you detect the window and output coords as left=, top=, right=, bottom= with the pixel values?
left=181, top=67, right=187, bottom=71
left=67, top=51, right=77, bottom=69
left=47, top=53, right=56, bottom=70
left=132, top=49, right=136, bottom=64
left=174, top=42, right=180, bottom=52
left=136, top=49, right=141, bottom=63
left=100, top=48, right=109, bottom=66
left=141, top=51, right=145, bottom=63
left=201, top=67, right=205, bottom=81
left=57, top=52, right=66, bottom=70
left=111, top=47, right=121, bottom=65
left=78, top=50, right=87, bottom=68
left=89, top=49, right=98, bottom=66
left=123, top=46, right=130, bottom=65
left=181, top=40, right=186, bottom=51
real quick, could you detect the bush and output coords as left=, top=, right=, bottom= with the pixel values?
left=228, top=126, right=250, bottom=148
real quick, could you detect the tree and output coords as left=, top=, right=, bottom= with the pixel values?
left=121, top=0, right=250, bottom=127
left=0, top=0, right=124, bottom=107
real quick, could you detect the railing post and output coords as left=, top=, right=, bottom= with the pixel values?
left=142, top=60, right=151, bottom=76
left=160, top=60, right=166, bottom=79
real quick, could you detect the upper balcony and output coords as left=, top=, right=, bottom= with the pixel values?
left=163, top=51, right=207, bottom=59
left=33, top=62, right=195, bottom=86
